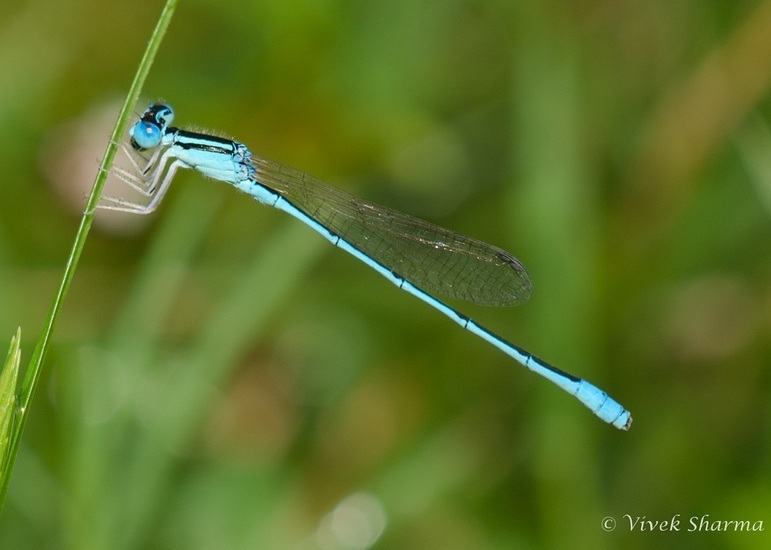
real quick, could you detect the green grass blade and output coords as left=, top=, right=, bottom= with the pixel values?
left=0, top=0, right=179, bottom=513
left=0, top=328, right=21, bottom=486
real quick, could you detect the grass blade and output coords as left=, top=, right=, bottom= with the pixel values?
left=0, top=0, right=179, bottom=513
left=0, top=328, right=21, bottom=486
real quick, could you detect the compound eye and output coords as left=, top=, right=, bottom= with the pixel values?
left=129, top=120, right=162, bottom=150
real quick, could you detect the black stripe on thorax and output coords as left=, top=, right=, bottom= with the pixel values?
left=172, top=128, right=238, bottom=155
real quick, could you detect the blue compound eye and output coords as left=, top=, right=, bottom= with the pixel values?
left=129, top=120, right=162, bottom=150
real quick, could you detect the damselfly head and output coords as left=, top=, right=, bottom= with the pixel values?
left=129, top=103, right=174, bottom=151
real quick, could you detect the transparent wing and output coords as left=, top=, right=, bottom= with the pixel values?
left=251, top=156, right=532, bottom=306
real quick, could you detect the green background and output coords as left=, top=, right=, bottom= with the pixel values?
left=1, top=0, right=770, bottom=548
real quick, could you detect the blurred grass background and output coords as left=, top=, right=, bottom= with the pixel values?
left=1, top=0, right=770, bottom=548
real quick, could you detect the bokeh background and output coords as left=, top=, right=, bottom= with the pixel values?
left=1, top=0, right=770, bottom=548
